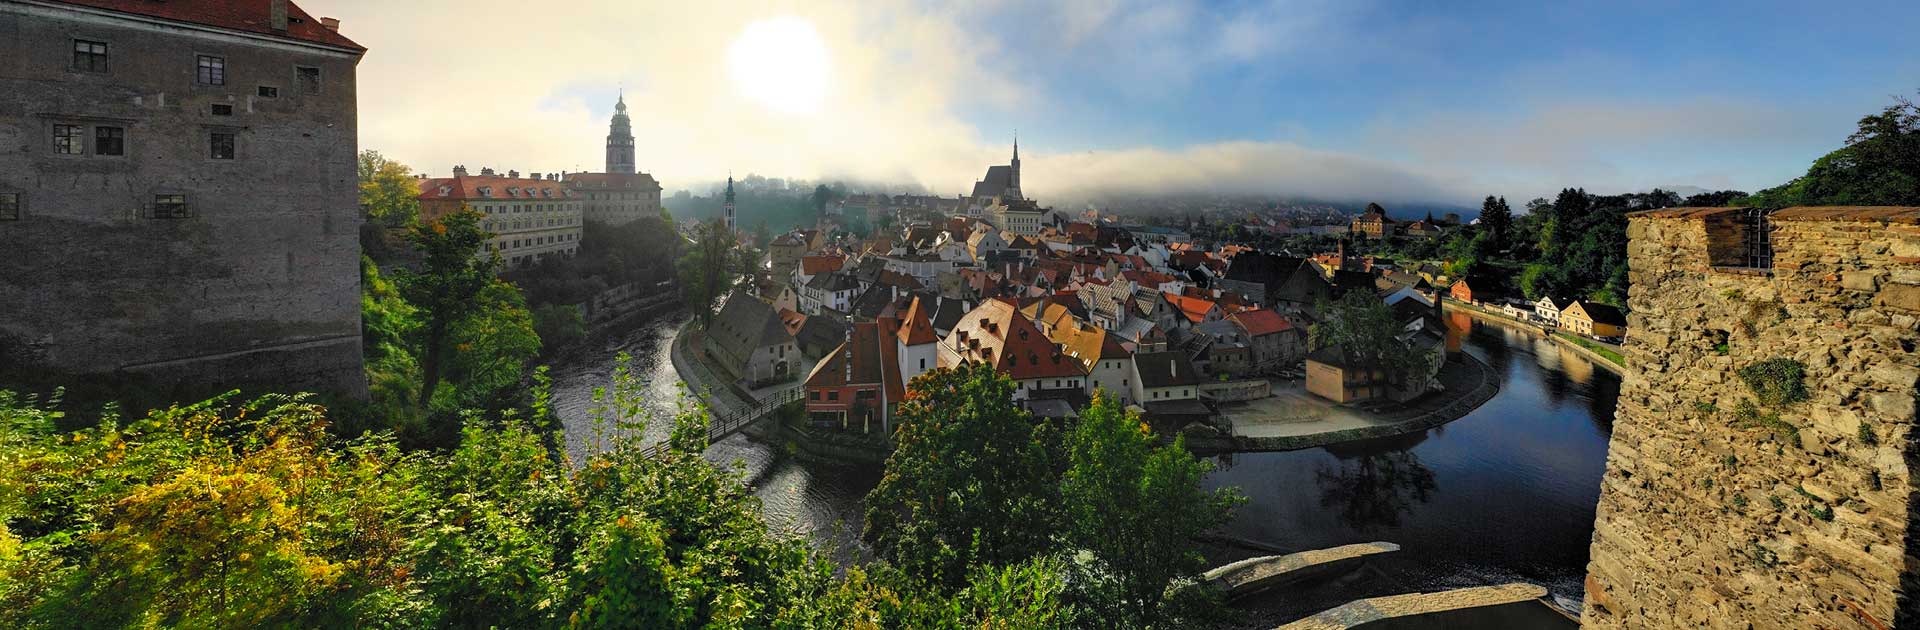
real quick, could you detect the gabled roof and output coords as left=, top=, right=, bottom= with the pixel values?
left=1223, top=251, right=1305, bottom=284
left=944, top=299, right=1085, bottom=380
left=1163, top=292, right=1219, bottom=323
left=804, top=320, right=901, bottom=403
left=1135, top=351, right=1201, bottom=389
left=930, top=297, right=970, bottom=332
left=799, top=255, right=845, bottom=276
left=1571, top=301, right=1627, bottom=326
left=1229, top=309, right=1294, bottom=337
left=53, top=0, right=365, bottom=52
left=1053, top=321, right=1131, bottom=372
left=806, top=272, right=863, bottom=293
left=709, top=293, right=793, bottom=361
left=896, top=297, right=938, bottom=346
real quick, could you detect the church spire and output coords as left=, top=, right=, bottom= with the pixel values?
left=1009, top=132, right=1021, bottom=195
left=723, top=173, right=737, bottom=231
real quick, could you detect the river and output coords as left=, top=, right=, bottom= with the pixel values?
left=550, top=310, right=1617, bottom=619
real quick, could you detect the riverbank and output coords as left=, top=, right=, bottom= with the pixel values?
left=669, top=319, right=893, bottom=464
left=1199, top=350, right=1500, bottom=453
left=1443, top=300, right=1625, bottom=374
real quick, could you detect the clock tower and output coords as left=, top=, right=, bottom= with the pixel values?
left=605, top=92, right=635, bottom=174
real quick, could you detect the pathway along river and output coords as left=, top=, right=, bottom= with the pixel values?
left=549, top=310, right=1618, bottom=617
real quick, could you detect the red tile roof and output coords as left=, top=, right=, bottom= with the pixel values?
left=896, top=297, right=938, bottom=346
left=52, top=0, right=365, bottom=51
left=1162, top=292, right=1218, bottom=324
left=1229, top=309, right=1294, bottom=337
left=417, top=175, right=573, bottom=202
left=944, top=299, right=1085, bottom=380
left=800, top=255, right=845, bottom=276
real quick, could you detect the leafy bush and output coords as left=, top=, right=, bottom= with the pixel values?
left=1737, top=359, right=1809, bottom=406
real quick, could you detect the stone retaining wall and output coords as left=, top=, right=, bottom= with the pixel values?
left=1582, top=206, right=1920, bottom=629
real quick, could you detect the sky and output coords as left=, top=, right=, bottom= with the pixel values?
left=308, top=0, right=1920, bottom=207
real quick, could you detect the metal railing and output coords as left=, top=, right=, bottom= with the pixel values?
left=640, top=386, right=802, bottom=459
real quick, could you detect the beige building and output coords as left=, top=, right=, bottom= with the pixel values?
left=566, top=172, right=661, bottom=226
left=419, top=167, right=582, bottom=268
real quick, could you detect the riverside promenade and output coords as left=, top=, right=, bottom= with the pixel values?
left=1443, top=300, right=1625, bottom=374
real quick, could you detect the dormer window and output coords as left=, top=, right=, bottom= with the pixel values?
left=478, top=186, right=493, bottom=197
left=438, top=186, right=452, bottom=196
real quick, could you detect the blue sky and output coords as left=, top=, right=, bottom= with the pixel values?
left=950, top=0, right=1919, bottom=199
left=330, top=0, right=1919, bottom=206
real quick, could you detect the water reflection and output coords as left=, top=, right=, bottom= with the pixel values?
left=1203, top=316, right=1619, bottom=614
left=1316, top=435, right=1438, bottom=531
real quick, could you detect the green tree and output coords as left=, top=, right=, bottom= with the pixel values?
left=811, top=184, right=836, bottom=215
left=675, top=219, right=749, bottom=328
left=1742, top=92, right=1920, bottom=207
left=533, top=303, right=587, bottom=352
left=1060, top=392, right=1240, bottom=625
left=1308, top=290, right=1432, bottom=376
left=358, top=150, right=421, bottom=228
left=863, top=363, right=1061, bottom=590
left=1479, top=195, right=1511, bottom=252
left=397, top=207, right=499, bottom=408
left=439, top=281, right=542, bottom=411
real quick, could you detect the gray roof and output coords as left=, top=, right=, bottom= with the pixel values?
left=1135, top=351, right=1201, bottom=389
left=709, top=292, right=793, bottom=362
left=807, top=272, right=863, bottom=293
left=971, top=165, right=1015, bottom=199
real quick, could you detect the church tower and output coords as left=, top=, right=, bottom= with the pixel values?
left=605, top=92, right=635, bottom=174
left=1009, top=135, right=1021, bottom=196
left=723, top=174, right=736, bottom=231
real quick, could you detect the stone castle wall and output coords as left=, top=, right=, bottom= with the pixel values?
left=0, top=4, right=366, bottom=398
left=1583, top=206, right=1920, bottom=628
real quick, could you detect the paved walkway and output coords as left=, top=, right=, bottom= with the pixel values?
left=665, top=322, right=802, bottom=452
left=1211, top=351, right=1500, bottom=453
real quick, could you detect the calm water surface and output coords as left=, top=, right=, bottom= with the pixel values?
left=553, top=311, right=1617, bottom=614
left=550, top=311, right=880, bottom=566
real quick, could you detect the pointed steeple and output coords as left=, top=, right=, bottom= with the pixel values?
left=1009, top=131, right=1021, bottom=194
left=723, top=173, right=737, bottom=231
left=605, top=89, right=635, bottom=174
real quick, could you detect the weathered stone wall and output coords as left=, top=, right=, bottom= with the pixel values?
left=1583, top=206, right=1920, bottom=629
left=0, top=3, right=366, bottom=397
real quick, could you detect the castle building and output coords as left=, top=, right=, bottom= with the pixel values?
left=563, top=93, right=662, bottom=226
left=419, top=167, right=582, bottom=268
left=0, top=0, right=368, bottom=398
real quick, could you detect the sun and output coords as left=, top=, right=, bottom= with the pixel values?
left=727, top=17, right=831, bottom=116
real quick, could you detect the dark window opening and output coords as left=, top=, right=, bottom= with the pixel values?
left=210, top=132, right=235, bottom=160
left=73, top=40, right=108, bottom=73
left=53, top=125, right=84, bottom=154
left=211, top=104, right=233, bottom=116
left=296, top=66, right=321, bottom=94
left=0, top=193, right=20, bottom=221
left=197, top=55, right=225, bottom=85
left=258, top=85, right=279, bottom=98
left=93, top=126, right=123, bottom=156
left=1741, top=207, right=1775, bottom=270
left=151, top=194, right=189, bottom=219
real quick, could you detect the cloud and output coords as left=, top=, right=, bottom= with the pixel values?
left=1027, top=141, right=1469, bottom=206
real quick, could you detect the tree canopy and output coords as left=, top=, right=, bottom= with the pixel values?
left=1740, top=91, right=1920, bottom=207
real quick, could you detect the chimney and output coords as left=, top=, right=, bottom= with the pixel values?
left=530, top=172, right=542, bottom=181
left=452, top=165, right=468, bottom=176
left=508, top=170, right=519, bottom=179
left=480, top=167, right=495, bottom=176
left=320, top=17, right=341, bottom=32
left=270, top=0, right=289, bottom=31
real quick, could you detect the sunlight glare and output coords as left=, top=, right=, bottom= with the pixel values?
left=727, top=17, right=831, bottom=116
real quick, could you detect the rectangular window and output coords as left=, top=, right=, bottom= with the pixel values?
left=93, top=126, right=123, bottom=156
left=152, top=194, right=188, bottom=219
left=827, top=391, right=839, bottom=401
left=53, top=125, right=84, bottom=154
left=197, top=55, right=225, bottom=85
left=258, top=85, right=278, bottom=98
left=209, top=132, right=235, bottom=160
left=0, top=193, right=20, bottom=220
left=211, top=104, right=233, bottom=116
left=296, top=66, right=321, bottom=94
left=73, top=40, right=108, bottom=73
